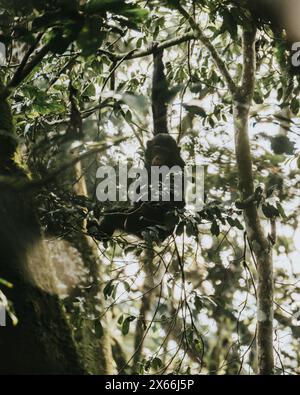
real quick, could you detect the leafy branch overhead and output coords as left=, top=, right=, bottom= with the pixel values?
left=0, top=0, right=299, bottom=376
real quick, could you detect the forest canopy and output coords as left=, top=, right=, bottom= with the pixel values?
left=0, top=0, right=299, bottom=376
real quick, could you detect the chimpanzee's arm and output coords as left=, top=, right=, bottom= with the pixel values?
left=152, top=47, right=169, bottom=135
left=87, top=210, right=127, bottom=241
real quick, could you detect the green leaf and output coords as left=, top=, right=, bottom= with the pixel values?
left=0, top=278, right=13, bottom=288
left=190, top=83, right=203, bottom=93
left=125, top=110, right=132, bottom=122
left=122, top=318, right=130, bottom=336
left=262, top=203, right=280, bottom=219
left=183, top=104, right=206, bottom=118
left=208, top=116, right=215, bottom=128
left=152, top=357, right=163, bottom=371
left=176, top=221, right=185, bottom=236
left=234, top=219, right=244, bottom=230
left=86, top=0, right=148, bottom=22
left=94, top=320, right=104, bottom=338
left=253, top=90, right=264, bottom=104
left=83, top=83, right=96, bottom=97
left=186, top=221, right=196, bottom=237
left=194, top=295, right=203, bottom=312
left=122, top=316, right=135, bottom=336
left=211, top=220, right=220, bottom=236
left=276, top=202, right=287, bottom=219
left=291, top=97, right=300, bottom=115
left=86, top=0, right=123, bottom=13
left=77, top=17, right=105, bottom=57
left=123, top=281, right=130, bottom=292
left=220, top=9, right=237, bottom=39
left=226, top=217, right=236, bottom=227
left=121, top=8, right=149, bottom=23
left=194, top=339, right=203, bottom=356
left=103, top=280, right=114, bottom=299
left=277, top=87, right=283, bottom=101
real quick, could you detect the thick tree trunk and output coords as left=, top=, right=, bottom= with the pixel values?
left=65, top=156, right=114, bottom=374
left=0, top=84, right=113, bottom=374
left=0, top=79, right=87, bottom=372
left=0, top=187, right=85, bottom=374
left=65, top=233, right=115, bottom=375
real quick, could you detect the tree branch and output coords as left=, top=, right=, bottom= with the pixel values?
left=0, top=137, right=127, bottom=191
left=1, top=41, right=53, bottom=99
left=233, top=26, right=274, bottom=375
left=241, top=28, right=257, bottom=102
left=8, top=33, right=44, bottom=89
left=98, top=32, right=197, bottom=61
left=2, top=32, right=197, bottom=99
left=175, top=3, right=237, bottom=95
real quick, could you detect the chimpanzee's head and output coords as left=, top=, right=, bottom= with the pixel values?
left=145, top=133, right=185, bottom=169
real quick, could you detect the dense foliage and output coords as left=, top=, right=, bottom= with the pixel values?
left=0, top=0, right=299, bottom=375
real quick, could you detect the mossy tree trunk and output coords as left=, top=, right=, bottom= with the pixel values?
left=0, top=84, right=109, bottom=374
left=0, top=184, right=86, bottom=374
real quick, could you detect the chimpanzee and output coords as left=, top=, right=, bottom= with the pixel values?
left=151, top=47, right=169, bottom=135
left=88, top=47, right=185, bottom=242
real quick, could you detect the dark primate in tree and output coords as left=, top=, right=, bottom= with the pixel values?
left=88, top=48, right=185, bottom=242
left=151, top=47, right=169, bottom=134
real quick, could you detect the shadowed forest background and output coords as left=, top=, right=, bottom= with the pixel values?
left=0, top=0, right=300, bottom=375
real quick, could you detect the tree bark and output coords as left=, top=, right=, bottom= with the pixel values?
left=132, top=247, right=156, bottom=371
left=177, top=4, right=275, bottom=374
left=0, top=83, right=103, bottom=374
left=67, top=154, right=114, bottom=374
left=0, top=187, right=85, bottom=374
left=233, top=28, right=274, bottom=375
